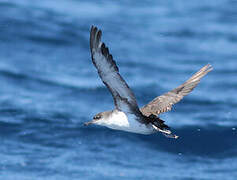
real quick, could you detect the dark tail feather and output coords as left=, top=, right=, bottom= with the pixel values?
left=149, top=115, right=178, bottom=139
left=162, top=132, right=179, bottom=139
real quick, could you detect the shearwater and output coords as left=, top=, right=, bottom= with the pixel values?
left=84, top=26, right=212, bottom=138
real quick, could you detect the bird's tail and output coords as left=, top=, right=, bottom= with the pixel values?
left=149, top=115, right=178, bottom=139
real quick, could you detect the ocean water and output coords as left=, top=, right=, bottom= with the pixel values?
left=0, top=0, right=237, bottom=179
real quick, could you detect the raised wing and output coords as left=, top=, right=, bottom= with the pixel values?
left=140, top=64, right=213, bottom=116
left=90, top=26, right=139, bottom=113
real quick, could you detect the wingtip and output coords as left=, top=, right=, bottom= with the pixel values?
left=90, top=25, right=102, bottom=52
left=90, top=25, right=98, bottom=36
left=206, top=64, right=213, bottom=72
left=90, top=25, right=96, bottom=30
left=191, top=64, right=213, bottom=81
left=201, top=64, right=213, bottom=75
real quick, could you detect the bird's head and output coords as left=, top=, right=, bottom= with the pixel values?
left=84, top=111, right=111, bottom=126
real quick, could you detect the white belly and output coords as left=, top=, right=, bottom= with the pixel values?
left=103, top=111, right=154, bottom=135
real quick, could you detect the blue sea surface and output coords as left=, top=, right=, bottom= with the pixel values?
left=0, top=0, right=237, bottom=179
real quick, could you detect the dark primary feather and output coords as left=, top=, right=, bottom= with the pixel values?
left=90, top=26, right=140, bottom=113
left=140, top=64, right=213, bottom=116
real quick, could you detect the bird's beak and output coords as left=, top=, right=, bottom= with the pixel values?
left=84, top=120, right=95, bottom=126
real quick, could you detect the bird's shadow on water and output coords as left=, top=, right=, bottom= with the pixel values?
left=137, top=125, right=237, bottom=158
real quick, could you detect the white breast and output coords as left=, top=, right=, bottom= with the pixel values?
left=103, top=110, right=154, bottom=135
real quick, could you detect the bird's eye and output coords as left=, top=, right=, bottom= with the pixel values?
left=94, top=115, right=101, bottom=119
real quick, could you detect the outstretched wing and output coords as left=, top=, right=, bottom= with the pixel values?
left=90, top=26, right=139, bottom=113
left=140, top=64, right=213, bottom=116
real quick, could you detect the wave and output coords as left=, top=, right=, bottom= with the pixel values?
left=138, top=125, right=237, bottom=158
left=0, top=69, right=102, bottom=91
left=80, top=124, right=237, bottom=158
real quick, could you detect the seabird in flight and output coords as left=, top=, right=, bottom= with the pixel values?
left=85, top=26, right=212, bottom=138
